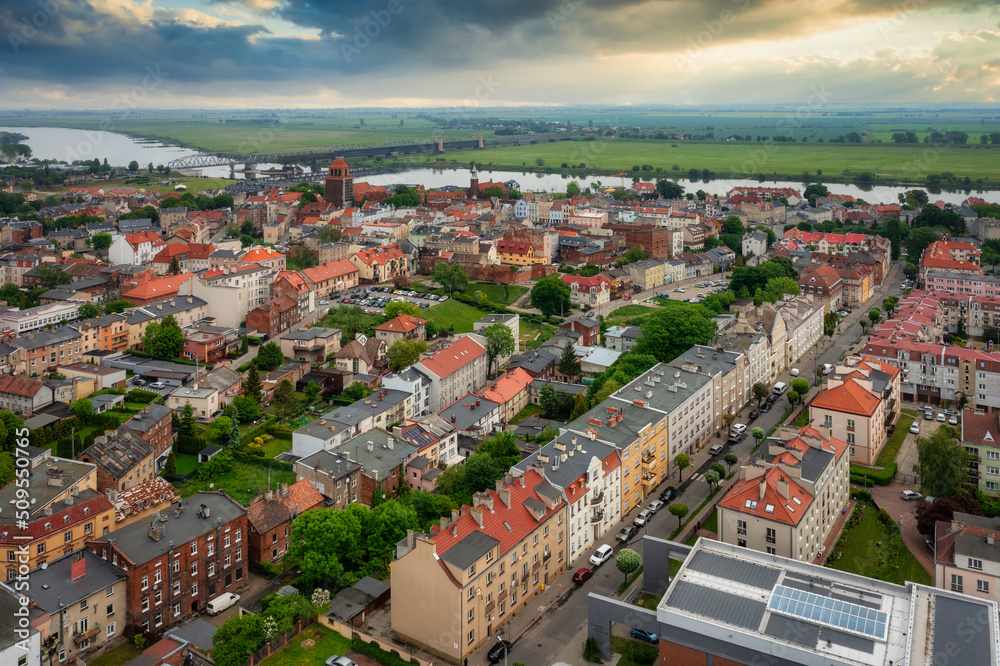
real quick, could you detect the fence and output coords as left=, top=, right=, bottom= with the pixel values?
left=894, top=472, right=922, bottom=485
left=317, top=616, right=431, bottom=666
left=237, top=618, right=313, bottom=666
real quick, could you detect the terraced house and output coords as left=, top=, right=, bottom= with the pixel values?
left=391, top=470, right=567, bottom=663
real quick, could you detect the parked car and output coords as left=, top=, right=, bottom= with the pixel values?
left=901, top=490, right=923, bottom=501
left=590, top=544, right=614, bottom=566
left=647, top=500, right=664, bottom=514
left=573, top=568, right=593, bottom=584
left=487, top=640, right=513, bottom=664
left=910, top=422, right=920, bottom=434
left=760, top=402, right=772, bottom=413
left=325, top=657, right=358, bottom=666
left=132, top=378, right=147, bottom=386
left=630, top=628, right=659, bottom=644
left=633, top=510, right=651, bottom=527
left=937, top=412, right=946, bottom=422
left=924, top=496, right=936, bottom=504
left=659, top=486, right=677, bottom=503
left=943, top=409, right=957, bottom=416
left=674, top=288, right=684, bottom=293
left=709, top=444, right=724, bottom=455
left=624, top=294, right=632, bottom=300
left=207, top=592, right=240, bottom=615
left=749, top=409, right=760, bottom=420
left=616, top=526, right=638, bottom=543
left=949, top=415, right=959, bottom=426
left=730, top=423, right=747, bottom=436
left=790, top=368, right=800, bottom=376
left=149, top=381, right=166, bottom=390
left=923, top=410, right=934, bottom=420
left=319, top=300, right=329, bottom=305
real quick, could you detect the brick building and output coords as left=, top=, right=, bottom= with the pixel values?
left=245, top=295, right=298, bottom=338
left=246, top=480, right=324, bottom=564
left=123, top=404, right=175, bottom=472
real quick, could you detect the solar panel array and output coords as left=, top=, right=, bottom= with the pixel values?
left=767, top=585, right=888, bottom=641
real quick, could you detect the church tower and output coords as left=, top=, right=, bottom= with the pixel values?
left=468, top=162, right=480, bottom=198
left=325, top=158, right=354, bottom=208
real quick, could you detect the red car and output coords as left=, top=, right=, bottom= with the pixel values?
left=573, top=568, right=593, bottom=584
left=624, top=294, right=632, bottom=300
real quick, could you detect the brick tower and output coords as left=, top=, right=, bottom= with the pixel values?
left=325, top=158, right=354, bottom=208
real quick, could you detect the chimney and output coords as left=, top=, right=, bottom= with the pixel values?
left=149, top=525, right=161, bottom=542
left=200, top=503, right=210, bottom=519
left=386, top=437, right=394, bottom=450
left=471, top=507, right=484, bottom=527
left=989, top=534, right=995, bottom=546
left=450, top=524, right=457, bottom=537
left=393, top=426, right=403, bottom=439
left=367, top=440, right=374, bottom=452
left=70, top=555, right=86, bottom=580
left=777, top=479, right=789, bottom=499
left=519, top=475, right=526, bottom=487
left=496, top=481, right=511, bottom=508
left=759, top=479, right=766, bottom=501
left=265, top=488, right=273, bottom=501
left=406, top=529, right=415, bottom=550
left=451, top=509, right=460, bottom=522
left=451, top=414, right=456, bottom=424
left=469, top=403, right=475, bottom=411
left=440, top=517, right=448, bottom=530
left=476, top=398, right=480, bottom=407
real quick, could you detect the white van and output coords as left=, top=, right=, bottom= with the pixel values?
left=822, top=364, right=834, bottom=376
left=790, top=368, right=800, bottom=377
left=773, top=382, right=788, bottom=395
left=207, top=592, right=240, bottom=615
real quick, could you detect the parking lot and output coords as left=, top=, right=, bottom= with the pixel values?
left=319, top=286, right=450, bottom=315
left=654, top=279, right=732, bottom=304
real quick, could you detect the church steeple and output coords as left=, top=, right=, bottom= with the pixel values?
left=468, top=162, right=480, bottom=198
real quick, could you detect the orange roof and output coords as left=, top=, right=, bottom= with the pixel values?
left=352, top=245, right=406, bottom=266
left=152, top=243, right=215, bottom=262
left=125, top=231, right=165, bottom=248
left=240, top=248, right=284, bottom=263
left=718, top=466, right=813, bottom=526
left=375, top=314, right=427, bottom=333
left=300, top=259, right=358, bottom=284
left=479, top=368, right=533, bottom=405
left=428, top=469, right=563, bottom=564
left=417, top=336, right=486, bottom=379
left=122, top=273, right=193, bottom=301
left=275, top=270, right=309, bottom=293
left=810, top=378, right=880, bottom=416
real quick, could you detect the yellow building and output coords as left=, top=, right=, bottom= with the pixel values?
left=496, top=241, right=549, bottom=266
left=391, top=470, right=567, bottom=663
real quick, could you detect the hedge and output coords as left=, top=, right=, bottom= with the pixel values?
left=349, top=637, right=420, bottom=666
left=127, top=388, right=161, bottom=404
left=849, top=462, right=897, bottom=486
left=231, top=449, right=293, bottom=471
left=126, top=348, right=200, bottom=366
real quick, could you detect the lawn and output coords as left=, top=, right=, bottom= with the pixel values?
left=792, top=410, right=810, bottom=428
left=519, top=319, right=556, bottom=350
left=262, top=624, right=352, bottom=666
left=509, top=403, right=542, bottom=425
left=875, top=414, right=914, bottom=467
left=605, top=304, right=658, bottom=322
left=701, top=510, right=718, bottom=535
left=610, top=635, right=659, bottom=666
left=470, top=282, right=528, bottom=306
left=86, top=643, right=143, bottom=666
left=423, top=299, right=487, bottom=333
left=828, top=505, right=931, bottom=586
left=174, top=453, right=200, bottom=476
left=263, top=436, right=292, bottom=458
left=177, top=459, right=296, bottom=506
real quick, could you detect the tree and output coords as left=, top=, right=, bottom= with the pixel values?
left=705, top=469, right=720, bottom=490
left=0, top=452, right=13, bottom=486
left=786, top=390, right=800, bottom=406
left=558, top=341, right=582, bottom=381
left=168, top=255, right=181, bottom=275
left=566, top=181, right=581, bottom=196
left=478, top=431, right=521, bottom=470
left=387, top=339, right=428, bottom=372
left=633, top=304, right=717, bottom=363
left=915, top=426, right=968, bottom=497
left=710, top=462, right=726, bottom=480
left=868, top=309, right=882, bottom=325
left=656, top=179, right=684, bottom=199
left=91, top=232, right=112, bottom=250
left=539, top=384, right=573, bottom=420
left=177, top=402, right=197, bottom=441
left=903, top=262, right=918, bottom=279
left=617, top=246, right=647, bottom=265
left=752, top=382, right=770, bottom=407
left=70, top=398, right=94, bottom=424
left=105, top=299, right=132, bottom=314
left=915, top=491, right=982, bottom=537
left=464, top=453, right=504, bottom=497
left=317, top=226, right=341, bottom=244
left=343, top=382, right=371, bottom=402
left=675, top=454, right=691, bottom=482
left=433, top=263, right=469, bottom=295
left=207, top=416, right=235, bottom=445
left=304, top=383, right=320, bottom=402
left=724, top=453, right=738, bottom=475
left=142, top=315, right=184, bottom=360
left=530, top=276, right=572, bottom=317
left=255, top=341, right=284, bottom=371
left=615, top=547, right=641, bottom=586
left=905, top=227, right=938, bottom=260
left=723, top=413, right=736, bottom=430
left=791, top=378, right=809, bottom=396
left=883, top=297, right=899, bottom=317
left=34, top=264, right=72, bottom=289
left=751, top=426, right=765, bottom=444
left=484, top=323, right=516, bottom=377
left=384, top=300, right=420, bottom=319
left=273, top=379, right=298, bottom=420
left=668, top=503, right=689, bottom=529
left=243, top=366, right=263, bottom=404
left=77, top=302, right=100, bottom=319
left=163, top=450, right=177, bottom=478
left=226, top=416, right=241, bottom=448
left=212, top=614, right=266, bottom=666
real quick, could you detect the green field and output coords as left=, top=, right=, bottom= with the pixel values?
left=174, top=453, right=200, bottom=476
left=86, top=644, right=143, bottom=666
left=470, top=282, right=528, bottom=306
left=605, top=304, right=659, bottom=322
left=519, top=318, right=556, bottom=350
left=177, top=459, right=295, bottom=506
left=447, top=139, right=1000, bottom=184
left=262, top=625, right=352, bottom=666
left=875, top=414, right=915, bottom=467
left=422, top=299, right=486, bottom=333
left=829, top=505, right=931, bottom=586
left=54, top=174, right=239, bottom=194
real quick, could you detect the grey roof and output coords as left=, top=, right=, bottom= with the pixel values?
left=528, top=379, right=587, bottom=396
left=440, top=394, right=500, bottom=431
left=0, top=586, right=42, bottom=651
left=605, top=325, right=641, bottom=341
left=164, top=619, right=218, bottom=652
left=534, top=482, right=562, bottom=505
left=476, top=313, right=518, bottom=326
left=92, top=492, right=246, bottom=564
left=296, top=449, right=362, bottom=481
left=507, top=349, right=558, bottom=375
left=297, top=389, right=411, bottom=439
left=123, top=296, right=208, bottom=325
left=27, top=550, right=126, bottom=613
left=11, top=326, right=81, bottom=351
left=282, top=326, right=341, bottom=340
left=0, top=458, right=100, bottom=524
left=77, top=313, right=128, bottom=328
left=932, top=594, right=993, bottom=666
left=24, top=413, right=61, bottom=429
left=440, top=529, right=500, bottom=569
left=514, top=430, right=617, bottom=490
left=326, top=576, right=390, bottom=622
left=342, top=429, right=419, bottom=479
left=123, top=403, right=173, bottom=434
left=670, top=579, right=767, bottom=631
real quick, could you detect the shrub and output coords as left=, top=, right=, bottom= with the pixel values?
left=583, top=637, right=601, bottom=663
left=127, top=388, right=161, bottom=403
left=630, top=643, right=659, bottom=664
left=349, top=637, right=414, bottom=666
left=849, top=462, right=897, bottom=486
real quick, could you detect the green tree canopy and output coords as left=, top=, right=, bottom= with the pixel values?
left=387, top=339, right=428, bottom=372
left=142, top=315, right=184, bottom=360
left=616, top=547, right=641, bottom=585
left=255, top=341, right=284, bottom=371
left=483, top=323, right=516, bottom=377
left=668, top=503, right=689, bottom=528
left=273, top=378, right=298, bottom=419
left=433, top=263, right=469, bottom=295
left=384, top=300, right=421, bottom=319
left=243, top=366, right=263, bottom=404
left=34, top=264, right=72, bottom=289
left=530, top=276, right=572, bottom=317
left=91, top=232, right=113, bottom=250
left=916, top=426, right=968, bottom=497
left=558, top=340, right=582, bottom=380
left=634, top=304, right=717, bottom=363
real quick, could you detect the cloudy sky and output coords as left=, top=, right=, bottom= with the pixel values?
left=1, top=0, right=998, bottom=108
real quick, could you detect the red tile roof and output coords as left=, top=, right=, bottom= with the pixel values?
left=429, top=469, right=563, bottom=561
left=810, top=378, right=880, bottom=416
left=375, top=314, right=427, bottom=333
left=479, top=368, right=533, bottom=405
left=125, top=231, right=165, bottom=249
left=300, top=259, right=358, bottom=284
left=718, top=466, right=813, bottom=527
left=241, top=248, right=285, bottom=263
left=418, top=336, right=486, bottom=379
left=0, top=375, right=47, bottom=397
left=352, top=245, right=406, bottom=266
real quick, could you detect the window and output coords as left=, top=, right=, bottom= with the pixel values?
left=978, top=580, right=990, bottom=593
left=80, top=599, right=87, bottom=610
left=467, top=587, right=474, bottom=601
left=173, top=560, right=180, bottom=572
left=468, top=564, right=476, bottom=576
left=224, top=535, right=231, bottom=547
left=236, top=529, right=241, bottom=542
left=191, top=543, right=198, bottom=556
left=106, top=586, right=114, bottom=597
left=952, top=574, right=964, bottom=592
left=969, top=558, right=983, bottom=571
left=988, top=451, right=1000, bottom=461
left=766, top=528, right=776, bottom=544
left=142, top=597, right=149, bottom=612
left=208, top=562, right=215, bottom=577
left=174, top=582, right=181, bottom=596
left=191, top=562, right=198, bottom=576
left=738, top=539, right=747, bottom=548
left=155, top=612, right=162, bottom=627
left=155, top=590, right=162, bottom=605
left=737, top=520, right=746, bottom=536
left=467, top=608, right=474, bottom=622
left=989, top=482, right=1000, bottom=492
left=767, top=547, right=776, bottom=555
left=467, top=630, right=474, bottom=645
left=225, top=554, right=231, bottom=568
left=192, top=583, right=198, bottom=596
left=154, top=570, right=161, bottom=584
left=64, top=531, right=72, bottom=543
left=532, top=534, right=538, bottom=546
left=207, top=543, right=214, bottom=557
left=106, top=623, right=116, bottom=638
left=106, top=603, right=114, bottom=616
left=141, top=576, right=148, bottom=591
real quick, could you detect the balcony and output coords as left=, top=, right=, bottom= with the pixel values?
left=543, top=552, right=551, bottom=563
left=73, top=623, right=100, bottom=644
left=590, top=491, right=604, bottom=505
left=591, top=511, right=603, bottom=524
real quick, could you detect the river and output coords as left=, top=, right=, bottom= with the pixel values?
left=2, top=125, right=996, bottom=204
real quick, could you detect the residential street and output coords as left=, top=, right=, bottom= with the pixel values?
left=464, top=261, right=906, bottom=666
